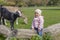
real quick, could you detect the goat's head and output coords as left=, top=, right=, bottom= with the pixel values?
left=16, top=10, right=22, bottom=17
left=16, top=10, right=28, bottom=24
left=0, top=5, right=3, bottom=12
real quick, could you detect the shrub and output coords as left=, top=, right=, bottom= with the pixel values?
left=30, top=35, right=42, bottom=40
left=43, top=32, right=53, bottom=40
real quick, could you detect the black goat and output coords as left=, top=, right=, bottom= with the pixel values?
left=0, top=5, right=22, bottom=30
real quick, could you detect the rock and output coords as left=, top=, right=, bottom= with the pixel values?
left=43, top=23, right=60, bottom=40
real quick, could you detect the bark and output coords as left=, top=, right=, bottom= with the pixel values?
left=0, top=25, right=37, bottom=39
left=43, top=23, right=60, bottom=40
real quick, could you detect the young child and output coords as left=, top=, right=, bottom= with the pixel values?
left=31, top=9, right=44, bottom=36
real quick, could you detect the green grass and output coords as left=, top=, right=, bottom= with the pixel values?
left=15, top=7, right=60, bottom=29
left=6, top=7, right=60, bottom=29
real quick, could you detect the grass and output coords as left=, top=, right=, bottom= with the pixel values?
left=6, top=7, right=60, bottom=29
left=12, top=7, right=60, bottom=29
left=0, top=7, right=60, bottom=40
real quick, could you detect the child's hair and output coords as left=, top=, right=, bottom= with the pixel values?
left=35, top=9, right=42, bottom=15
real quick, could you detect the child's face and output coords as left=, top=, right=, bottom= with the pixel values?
left=35, top=12, right=39, bottom=17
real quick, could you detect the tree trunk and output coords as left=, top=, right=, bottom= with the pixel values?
left=43, top=23, right=60, bottom=40
left=0, top=25, right=37, bottom=39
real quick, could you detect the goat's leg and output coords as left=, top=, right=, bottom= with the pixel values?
left=16, top=18, right=18, bottom=25
left=0, top=17, right=1, bottom=25
left=2, top=17, right=5, bottom=25
left=10, top=20, right=18, bottom=36
left=0, top=13, right=1, bottom=25
left=5, top=19, right=7, bottom=25
left=10, top=20, right=14, bottom=30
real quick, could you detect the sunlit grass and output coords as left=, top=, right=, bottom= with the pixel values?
left=6, top=7, right=60, bottom=29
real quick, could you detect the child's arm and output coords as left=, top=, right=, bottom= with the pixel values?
left=31, top=19, right=34, bottom=30
left=38, top=16, right=44, bottom=31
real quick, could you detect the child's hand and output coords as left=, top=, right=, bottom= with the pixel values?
left=38, top=28, right=40, bottom=32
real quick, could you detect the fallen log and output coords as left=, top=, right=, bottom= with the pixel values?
left=0, top=23, right=60, bottom=40
left=0, top=25, right=37, bottom=39
left=0, top=25, right=11, bottom=37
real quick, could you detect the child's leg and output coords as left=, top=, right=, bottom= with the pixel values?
left=38, top=29, right=43, bottom=36
left=34, top=28, right=39, bottom=34
left=38, top=29, right=43, bottom=40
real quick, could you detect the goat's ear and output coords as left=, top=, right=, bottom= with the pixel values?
left=15, top=13, right=18, bottom=15
left=15, top=11, right=19, bottom=14
left=15, top=12, right=19, bottom=16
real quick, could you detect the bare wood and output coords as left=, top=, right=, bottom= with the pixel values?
left=0, top=25, right=37, bottom=39
left=0, top=25, right=11, bottom=36
left=16, top=29, right=37, bottom=38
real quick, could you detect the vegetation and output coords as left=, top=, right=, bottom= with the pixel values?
left=0, top=0, right=60, bottom=7
left=43, top=32, right=53, bottom=40
left=13, top=7, right=60, bottom=29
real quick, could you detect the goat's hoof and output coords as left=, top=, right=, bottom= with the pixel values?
left=12, top=29, right=18, bottom=36
left=0, top=23, right=1, bottom=25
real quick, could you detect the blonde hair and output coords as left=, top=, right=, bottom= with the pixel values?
left=35, top=9, right=42, bottom=15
